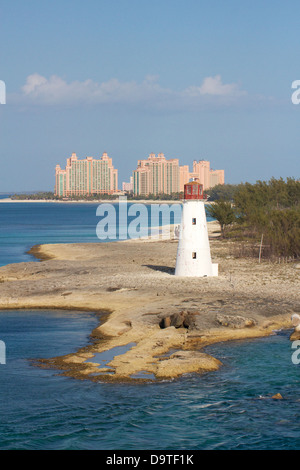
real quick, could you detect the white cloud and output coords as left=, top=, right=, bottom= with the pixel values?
left=14, top=73, right=247, bottom=108
left=184, top=74, right=246, bottom=97
left=19, top=73, right=173, bottom=106
left=22, top=74, right=48, bottom=94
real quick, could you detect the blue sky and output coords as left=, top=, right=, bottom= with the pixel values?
left=0, top=0, right=299, bottom=191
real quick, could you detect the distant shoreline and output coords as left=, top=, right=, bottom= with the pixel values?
left=0, top=198, right=211, bottom=205
left=0, top=198, right=183, bottom=204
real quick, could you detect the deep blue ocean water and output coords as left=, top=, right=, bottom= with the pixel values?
left=0, top=202, right=299, bottom=450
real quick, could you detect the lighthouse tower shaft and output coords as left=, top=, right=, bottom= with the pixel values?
left=175, top=183, right=218, bottom=277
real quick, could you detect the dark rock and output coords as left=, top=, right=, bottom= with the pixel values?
left=159, top=316, right=171, bottom=329
left=183, top=314, right=196, bottom=329
left=160, top=311, right=194, bottom=329
left=170, top=312, right=186, bottom=328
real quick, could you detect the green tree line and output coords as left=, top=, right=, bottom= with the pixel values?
left=11, top=192, right=119, bottom=201
left=12, top=191, right=183, bottom=201
left=207, top=178, right=300, bottom=258
left=11, top=192, right=59, bottom=200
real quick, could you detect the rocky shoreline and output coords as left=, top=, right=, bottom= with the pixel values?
left=0, top=222, right=299, bottom=382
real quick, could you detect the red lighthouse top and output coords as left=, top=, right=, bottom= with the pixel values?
left=184, top=180, right=205, bottom=200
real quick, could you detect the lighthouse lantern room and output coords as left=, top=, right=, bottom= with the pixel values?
left=175, top=180, right=218, bottom=277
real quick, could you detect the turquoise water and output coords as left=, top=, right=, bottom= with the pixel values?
left=0, top=202, right=101, bottom=266
left=0, top=202, right=299, bottom=450
left=0, top=316, right=298, bottom=450
left=0, top=202, right=183, bottom=267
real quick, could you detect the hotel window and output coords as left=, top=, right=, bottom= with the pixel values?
left=192, top=218, right=196, bottom=225
left=192, top=252, right=197, bottom=259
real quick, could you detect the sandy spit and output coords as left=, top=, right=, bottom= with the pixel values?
left=0, top=221, right=298, bottom=383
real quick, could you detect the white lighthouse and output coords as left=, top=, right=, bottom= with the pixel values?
left=175, top=180, right=218, bottom=277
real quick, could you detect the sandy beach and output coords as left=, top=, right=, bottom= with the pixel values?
left=0, top=221, right=299, bottom=382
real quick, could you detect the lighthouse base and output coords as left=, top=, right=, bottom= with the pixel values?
left=175, top=261, right=218, bottom=277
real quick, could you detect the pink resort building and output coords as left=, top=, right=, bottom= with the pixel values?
left=132, top=153, right=224, bottom=196
left=55, top=152, right=118, bottom=197
left=133, top=153, right=180, bottom=196
left=122, top=177, right=134, bottom=193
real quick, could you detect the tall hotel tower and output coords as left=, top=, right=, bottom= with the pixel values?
left=55, top=152, right=118, bottom=197
left=133, top=153, right=180, bottom=196
left=133, top=153, right=224, bottom=196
